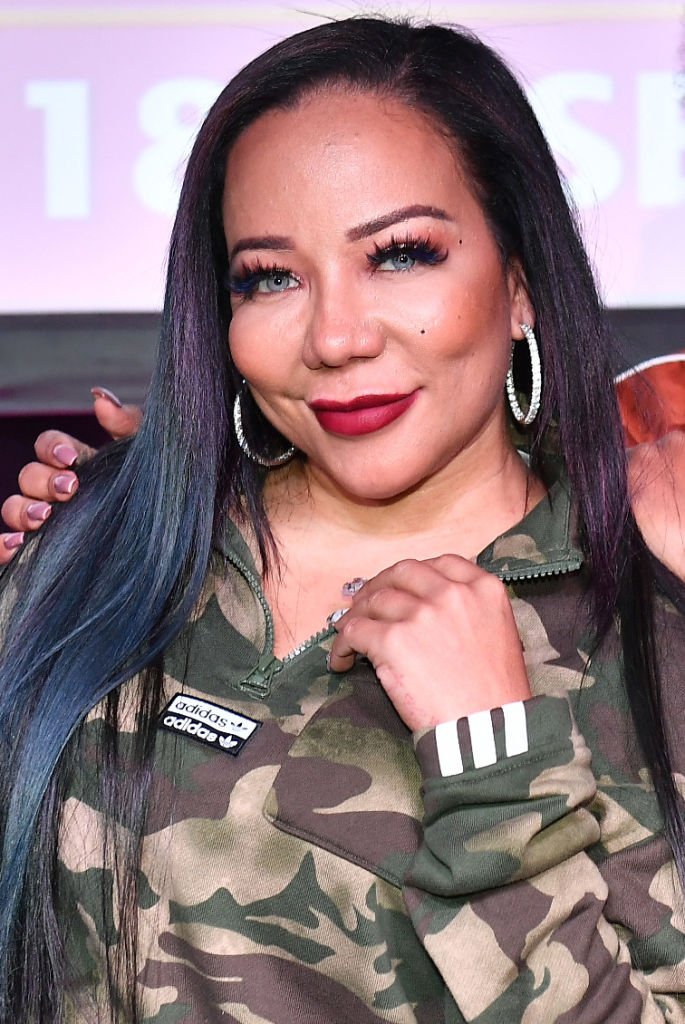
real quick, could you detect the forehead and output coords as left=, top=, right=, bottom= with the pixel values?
left=221, top=89, right=478, bottom=240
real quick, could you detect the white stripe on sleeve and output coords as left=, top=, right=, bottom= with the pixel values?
left=435, top=720, right=464, bottom=777
left=468, top=710, right=498, bottom=769
left=502, top=700, right=528, bottom=757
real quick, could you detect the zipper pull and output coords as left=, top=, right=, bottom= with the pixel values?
left=239, top=653, right=283, bottom=698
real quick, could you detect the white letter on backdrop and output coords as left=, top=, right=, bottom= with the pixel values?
left=133, top=78, right=221, bottom=216
left=529, top=72, right=622, bottom=207
left=638, top=73, right=685, bottom=207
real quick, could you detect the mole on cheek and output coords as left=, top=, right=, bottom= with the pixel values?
left=420, top=329, right=426, bottom=335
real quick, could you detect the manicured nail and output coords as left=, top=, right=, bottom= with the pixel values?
left=54, top=474, right=77, bottom=495
left=3, top=532, right=24, bottom=550
left=327, top=607, right=347, bottom=626
left=27, top=501, right=52, bottom=522
left=91, top=386, right=123, bottom=408
left=342, top=577, right=366, bottom=597
left=53, top=444, right=79, bottom=467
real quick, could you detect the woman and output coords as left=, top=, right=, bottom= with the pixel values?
left=1, top=16, right=684, bottom=1023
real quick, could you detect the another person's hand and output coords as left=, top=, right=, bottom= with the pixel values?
left=328, top=555, right=531, bottom=730
left=0, top=389, right=142, bottom=564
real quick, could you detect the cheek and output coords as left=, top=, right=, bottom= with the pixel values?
left=228, top=311, right=303, bottom=411
left=229, top=309, right=281, bottom=388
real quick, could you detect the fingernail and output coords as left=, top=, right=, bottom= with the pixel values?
left=91, top=386, right=123, bottom=408
left=27, top=501, right=52, bottom=522
left=53, top=444, right=79, bottom=467
left=327, top=607, right=347, bottom=626
left=325, top=652, right=332, bottom=672
left=341, top=577, right=367, bottom=597
left=54, top=474, right=77, bottom=495
left=3, top=532, right=24, bottom=550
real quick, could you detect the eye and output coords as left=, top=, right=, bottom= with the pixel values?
left=375, top=250, right=419, bottom=272
left=227, top=264, right=300, bottom=298
left=256, top=270, right=298, bottom=293
left=368, top=234, right=448, bottom=274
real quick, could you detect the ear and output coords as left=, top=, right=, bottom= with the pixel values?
left=506, top=259, right=535, bottom=339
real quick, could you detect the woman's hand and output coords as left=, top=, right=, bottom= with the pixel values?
left=328, top=555, right=531, bottom=731
left=0, top=390, right=142, bottom=564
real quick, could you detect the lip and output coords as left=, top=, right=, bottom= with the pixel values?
left=308, top=391, right=418, bottom=436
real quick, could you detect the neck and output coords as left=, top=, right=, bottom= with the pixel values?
left=265, top=428, right=546, bottom=560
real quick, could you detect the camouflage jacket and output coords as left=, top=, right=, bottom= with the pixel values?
left=59, top=472, right=685, bottom=1023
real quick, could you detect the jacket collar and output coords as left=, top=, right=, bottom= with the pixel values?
left=477, top=459, right=584, bottom=581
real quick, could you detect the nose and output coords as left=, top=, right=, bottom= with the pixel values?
left=301, top=279, right=386, bottom=369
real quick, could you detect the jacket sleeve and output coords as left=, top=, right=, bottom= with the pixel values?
left=405, top=694, right=685, bottom=1022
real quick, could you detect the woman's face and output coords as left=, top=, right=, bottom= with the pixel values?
left=223, top=89, right=532, bottom=501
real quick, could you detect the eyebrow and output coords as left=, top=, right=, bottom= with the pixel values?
left=229, top=235, right=293, bottom=260
left=228, top=204, right=453, bottom=261
left=346, top=205, right=453, bottom=241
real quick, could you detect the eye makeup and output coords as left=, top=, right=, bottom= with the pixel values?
left=367, top=233, right=448, bottom=271
left=227, top=261, right=300, bottom=299
left=226, top=231, right=448, bottom=299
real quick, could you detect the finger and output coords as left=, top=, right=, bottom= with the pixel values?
left=343, top=586, right=419, bottom=625
left=328, top=612, right=376, bottom=673
left=422, top=553, right=486, bottom=584
left=18, top=462, right=79, bottom=503
left=349, top=556, right=482, bottom=606
left=34, top=430, right=93, bottom=469
left=91, top=389, right=143, bottom=440
left=0, top=532, right=25, bottom=565
left=1, top=495, right=52, bottom=532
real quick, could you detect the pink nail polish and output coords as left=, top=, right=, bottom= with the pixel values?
left=53, top=444, right=79, bottom=467
left=27, top=501, right=52, bottom=522
left=3, top=532, right=24, bottom=550
left=91, top=386, right=123, bottom=408
left=54, top=474, right=77, bottom=495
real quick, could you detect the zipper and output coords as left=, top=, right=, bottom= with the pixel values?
left=226, top=542, right=582, bottom=697
left=224, top=548, right=332, bottom=698
left=495, top=558, right=582, bottom=584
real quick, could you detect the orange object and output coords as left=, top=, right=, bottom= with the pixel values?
left=616, top=354, right=685, bottom=447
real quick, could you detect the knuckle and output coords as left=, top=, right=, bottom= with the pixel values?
left=433, top=553, right=461, bottom=572
left=393, top=558, right=420, bottom=579
left=367, top=587, right=391, bottom=612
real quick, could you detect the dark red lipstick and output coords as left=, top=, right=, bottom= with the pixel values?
left=309, top=392, right=418, bottom=436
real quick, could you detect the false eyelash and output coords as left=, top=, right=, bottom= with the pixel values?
left=367, top=233, right=448, bottom=268
left=226, top=261, right=295, bottom=297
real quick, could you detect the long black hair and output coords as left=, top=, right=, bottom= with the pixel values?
left=1, top=16, right=682, bottom=1022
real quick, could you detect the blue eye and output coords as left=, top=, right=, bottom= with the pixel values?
left=368, top=235, right=447, bottom=273
left=375, top=251, right=418, bottom=272
left=228, top=265, right=299, bottom=298
left=256, top=271, right=298, bottom=293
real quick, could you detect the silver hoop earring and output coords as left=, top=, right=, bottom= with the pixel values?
left=506, top=323, right=542, bottom=426
left=233, top=385, right=296, bottom=468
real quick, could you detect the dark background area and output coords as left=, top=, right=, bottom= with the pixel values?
left=1, top=307, right=683, bottom=520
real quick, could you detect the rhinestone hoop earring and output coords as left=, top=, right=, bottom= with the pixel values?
left=506, top=323, right=542, bottom=426
left=233, top=385, right=296, bottom=468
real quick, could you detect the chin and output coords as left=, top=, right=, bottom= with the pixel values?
left=335, top=468, right=427, bottom=504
